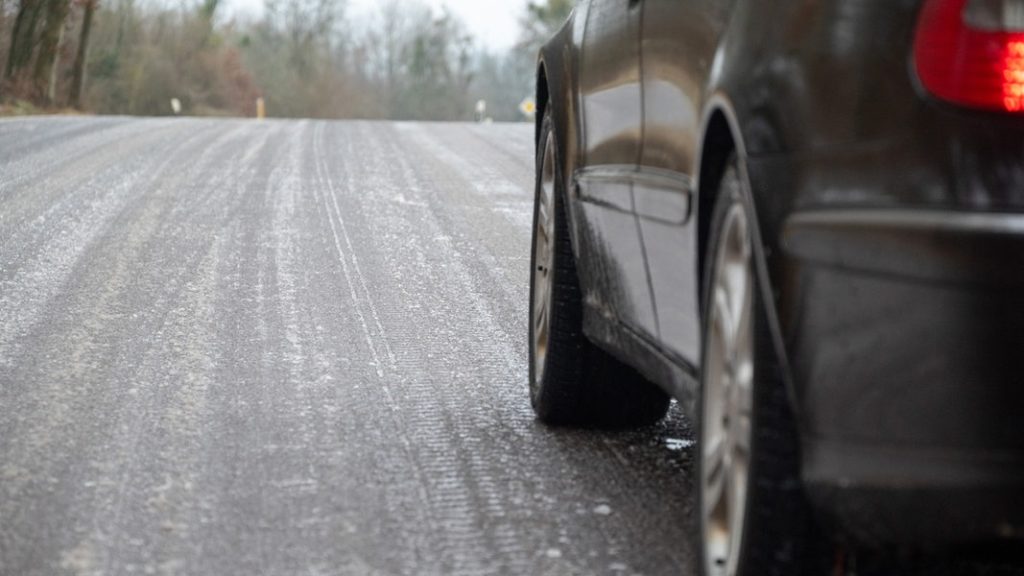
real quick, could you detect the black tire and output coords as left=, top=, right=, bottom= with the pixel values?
left=528, top=106, right=670, bottom=428
left=695, top=157, right=827, bottom=576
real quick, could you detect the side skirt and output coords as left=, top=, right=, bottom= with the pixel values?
left=582, top=304, right=700, bottom=419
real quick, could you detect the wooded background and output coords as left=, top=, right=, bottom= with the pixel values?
left=0, top=0, right=573, bottom=120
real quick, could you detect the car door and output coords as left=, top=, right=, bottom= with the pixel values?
left=575, top=0, right=659, bottom=341
left=636, top=0, right=731, bottom=366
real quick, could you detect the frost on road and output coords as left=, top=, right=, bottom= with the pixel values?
left=0, top=118, right=693, bottom=576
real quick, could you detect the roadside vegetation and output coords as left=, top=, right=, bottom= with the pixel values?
left=0, top=0, right=573, bottom=120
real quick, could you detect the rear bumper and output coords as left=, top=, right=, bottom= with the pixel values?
left=783, top=210, right=1024, bottom=286
left=781, top=209, right=1024, bottom=543
left=804, top=439, right=1024, bottom=544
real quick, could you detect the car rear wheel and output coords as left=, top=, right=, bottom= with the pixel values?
left=697, top=158, right=824, bottom=576
left=529, top=105, right=670, bottom=428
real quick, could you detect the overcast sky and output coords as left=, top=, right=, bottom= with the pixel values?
left=223, top=0, right=525, bottom=52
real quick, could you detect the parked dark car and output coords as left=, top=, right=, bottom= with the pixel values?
left=527, top=0, right=1024, bottom=574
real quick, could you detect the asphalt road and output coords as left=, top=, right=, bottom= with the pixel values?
left=0, top=117, right=695, bottom=576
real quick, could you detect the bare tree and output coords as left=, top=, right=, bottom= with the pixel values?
left=5, top=0, right=45, bottom=82
left=68, top=0, right=97, bottom=108
left=264, top=0, right=340, bottom=75
left=31, top=0, right=70, bottom=103
left=4, top=0, right=539, bottom=120
left=519, top=0, right=574, bottom=50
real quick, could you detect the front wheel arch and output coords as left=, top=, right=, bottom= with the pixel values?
left=535, top=64, right=550, bottom=148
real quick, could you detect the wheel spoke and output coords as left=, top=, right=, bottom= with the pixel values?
left=733, top=413, right=752, bottom=456
left=735, top=372, right=753, bottom=412
left=724, top=455, right=748, bottom=576
left=714, top=286, right=736, bottom=360
left=534, top=283, right=549, bottom=328
left=733, top=288, right=753, bottom=380
left=704, top=435, right=727, bottom=510
left=737, top=211, right=752, bottom=261
left=539, top=189, right=552, bottom=233
left=727, top=455, right=748, bottom=536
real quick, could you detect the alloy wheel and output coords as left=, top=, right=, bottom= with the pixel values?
left=531, top=134, right=557, bottom=386
left=702, top=201, right=755, bottom=576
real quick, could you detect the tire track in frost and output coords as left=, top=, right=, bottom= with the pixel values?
left=0, top=119, right=182, bottom=260
left=0, top=120, right=177, bottom=278
left=422, top=123, right=536, bottom=194
left=0, top=123, right=209, bottom=574
left=0, top=121, right=269, bottom=576
left=0, top=121, right=236, bottom=372
left=314, top=122, right=480, bottom=572
left=251, top=121, right=338, bottom=575
left=215, top=120, right=376, bottom=575
left=0, top=120, right=239, bottom=459
left=310, top=121, right=443, bottom=573
left=392, top=123, right=533, bottom=313
left=282, top=122, right=432, bottom=575
left=0, top=116, right=131, bottom=171
left=87, top=122, right=280, bottom=576
left=332, top=121, right=542, bottom=574
left=385, top=123, right=530, bottom=349
left=311, top=121, right=396, bottom=378
left=183, top=121, right=342, bottom=576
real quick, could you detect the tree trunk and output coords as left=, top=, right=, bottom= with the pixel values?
left=5, top=0, right=45, bottom=81
left=68, top=0, right=95, bottom=108
left=32, top=0, right=71, bottom=105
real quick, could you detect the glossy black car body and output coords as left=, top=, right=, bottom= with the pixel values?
left=535, top=0, right=1024, bottom=545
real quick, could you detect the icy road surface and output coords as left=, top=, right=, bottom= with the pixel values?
left=0, top=117, right=694, bottom=576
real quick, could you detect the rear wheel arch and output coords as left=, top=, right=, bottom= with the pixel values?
left=694, top=103, right=827, bottom=576
left=697, top=108, right=738, bottom=295
left=696, top=100, right=798, bottom=421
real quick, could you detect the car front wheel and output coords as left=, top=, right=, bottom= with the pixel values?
left=528, top=104, right=670, bottom=428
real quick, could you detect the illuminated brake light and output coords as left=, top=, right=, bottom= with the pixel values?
left=1008, top=41, right=1024, bottom=110
left=914, top=0, right=1024, bottom=113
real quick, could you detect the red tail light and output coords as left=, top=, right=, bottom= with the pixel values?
left=914, top=0, right=1024, bottom=113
